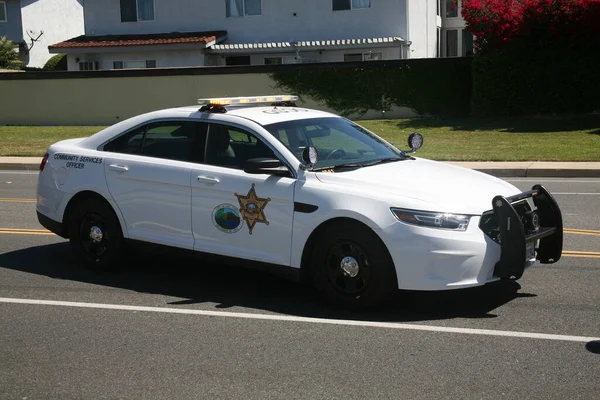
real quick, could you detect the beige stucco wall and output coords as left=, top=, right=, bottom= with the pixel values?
left=0, top=72, right=417, bottom=126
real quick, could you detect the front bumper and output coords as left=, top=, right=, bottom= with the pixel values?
left=380, top=184, right=563, bottom=291
left=485, top=184, right=563, bottom=280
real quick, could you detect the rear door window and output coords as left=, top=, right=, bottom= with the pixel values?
left=103, top=121, right=208, bottom=163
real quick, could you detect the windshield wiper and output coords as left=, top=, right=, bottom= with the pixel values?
left=310, top=163, right=365, bottom=172
left=310, top=157, right=404, bottom=172
left=361, top=157, right=404, bottom=166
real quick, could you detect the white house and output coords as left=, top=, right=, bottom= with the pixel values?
left=48, top=0, right=471, bottom=71
left=0, top=0, right=84, bottom=68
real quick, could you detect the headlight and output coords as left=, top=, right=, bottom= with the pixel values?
left=391, top=208, right=471, bottom=231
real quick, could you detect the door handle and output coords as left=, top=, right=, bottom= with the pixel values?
left=197, top=175, right=220, bottom=184
left=109, top=164, right=129, bottom=173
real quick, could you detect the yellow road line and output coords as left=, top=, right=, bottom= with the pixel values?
left=563, top=254, right=600, bottom=259
left=0, top=227, right=50, bottom=232
left=0, top=198, right=36, bottom=203
left=563, top=228, right=600, bottom=236
left=563, top=250, right=600, bottom=255
left=564, top=228, right=600, bottom=233
left=0, top=230, right=55, bottom=236
left=563, top=231, right=600, bottom=237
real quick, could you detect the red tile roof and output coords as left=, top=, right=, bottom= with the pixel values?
left=49, top=31, right=227, bottom=49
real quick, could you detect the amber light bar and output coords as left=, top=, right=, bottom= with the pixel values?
left=198, top=95, right=298, bottom=106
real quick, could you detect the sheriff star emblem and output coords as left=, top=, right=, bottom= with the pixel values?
left=235, top=184, right=271, bottom=234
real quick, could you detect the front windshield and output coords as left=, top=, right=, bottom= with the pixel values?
left=263, top=117, right=405, bottom=170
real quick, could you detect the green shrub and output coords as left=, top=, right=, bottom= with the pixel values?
left=0, top=36, right=23, bottom=69
left=472, top=47, right=600, bottom=116
left=269, top=58, right=472, bottom=117
left=43, top=54, right=68, bottom=71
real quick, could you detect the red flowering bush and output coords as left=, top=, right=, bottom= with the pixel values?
left=462, top=0, right=600, bottom=53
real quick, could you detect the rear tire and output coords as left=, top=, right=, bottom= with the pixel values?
left=310, top=221, right=397, bottom=309
left=68, top=198, right=124, bottom=271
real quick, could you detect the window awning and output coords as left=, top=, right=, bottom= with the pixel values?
left=206, top=36, right=404, bottom=54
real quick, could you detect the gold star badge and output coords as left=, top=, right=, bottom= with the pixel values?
left=235, top=184, right=271, bottom=235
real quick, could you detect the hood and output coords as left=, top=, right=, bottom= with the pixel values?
left=314, top=158, right=521, bottom=214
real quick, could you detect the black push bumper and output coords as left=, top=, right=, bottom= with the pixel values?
left=480, top=185, right=563, bottom=280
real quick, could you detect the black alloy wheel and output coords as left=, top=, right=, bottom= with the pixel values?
left=311, top=221, right=397, bottom=309
left=78, top=212, right=109, bottom=260
left=69, top=198, right=124, bottom=271
left=325, top=240, right=372, bottom=296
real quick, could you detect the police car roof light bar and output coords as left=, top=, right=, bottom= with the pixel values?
left=198, top=95, right=298, bottom=106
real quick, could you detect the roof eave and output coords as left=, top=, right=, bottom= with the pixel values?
left=206, top=37, right=404, bottom=54
left=48, top=42, right=213, bottom=54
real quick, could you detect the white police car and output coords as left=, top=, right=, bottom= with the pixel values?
left=36, top=95, right=563, bottom=308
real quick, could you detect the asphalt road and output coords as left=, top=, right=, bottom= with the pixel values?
left=1, top=171, right=599, bottom=400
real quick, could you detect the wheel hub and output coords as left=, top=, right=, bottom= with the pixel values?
left=340, top=256, right=360, bottom=278
left=89, top=226, right=103, bottom=243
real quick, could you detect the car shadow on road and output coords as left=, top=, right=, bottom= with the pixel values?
left=0, top=243, right=535, bottom=323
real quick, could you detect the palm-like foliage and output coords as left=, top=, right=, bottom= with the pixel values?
left=0, top=36, right=23, bottom=69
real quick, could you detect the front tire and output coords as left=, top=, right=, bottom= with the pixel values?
left=68, top=198, right=124, bottom=271
left=310, top=221, right=397, bottom=309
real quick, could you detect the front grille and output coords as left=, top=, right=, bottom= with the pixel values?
left=479, top=200, right=536, bottom=243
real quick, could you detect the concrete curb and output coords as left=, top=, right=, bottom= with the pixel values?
left=0, top=157, right=43, bottom=172
left=2, top=158, right=600, bottom=178
left=1, top=164, right=41, bottom=171
left=448, top=162, right=600, bottom=178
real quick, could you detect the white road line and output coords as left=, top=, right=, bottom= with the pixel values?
left=504, top=179, right=600, bottom=183
left=1, top=297, right=598, bottom=344
left=0, top=171, right=39, bottom=175
left=553, top=193, right=600, bottom=195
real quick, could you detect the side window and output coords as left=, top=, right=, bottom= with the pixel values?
left=229, top=130, right=257, bottom=144
left=104, top=126, right=145, bottom=154
left=103, top=121, right=207, bottom=163
left=142, top=121, right=198, bottom=162
left=205, top=124, right=277, bottom=170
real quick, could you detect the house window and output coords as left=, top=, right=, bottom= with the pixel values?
left=436, top=27, right=441, bottom=57
left=445, top=29, right=458, bottom=57
left=442, top=28, right=472, bottom=57
left=226, top=0, right=262, bottom=17
left=344, top=53, right=362, bottom=62
left=333, top=0, right=371, bottom=11
left=79, top=61, right=100, bottom=71
left=0, top=2, right=7, bottom=22
left=444, top=0, right=459, bottom=18
left=344, top=52, right=381, bottom=62
left=264, top=57, right=282, bottom=65
left=113, top=60, right=156, bottom=69
left=264, top=56, right=297, bottom=65
left=363, top=52, right=382, bottom=61
left=225, top=56, right=251, bottom=66
left=121, top=0, right=154, bottom=22
left=462, top=30, right=474, bottom=56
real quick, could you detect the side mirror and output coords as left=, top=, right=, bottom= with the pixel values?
left=244, top=158, right=291, bottom=177
left=407, top=132, right=423, bottom=153
left=302, top=146, right=318, bottom=165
